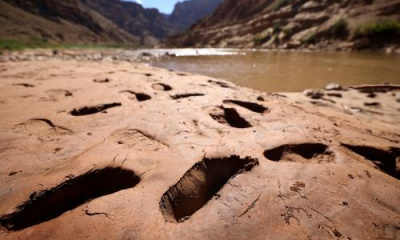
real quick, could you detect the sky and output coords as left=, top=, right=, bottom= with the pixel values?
left=130, top=0, right=183, bottom=14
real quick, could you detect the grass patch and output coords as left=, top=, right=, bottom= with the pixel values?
left=353, top=19, right=400, bottom=39
left=0, top=38, right=138, bottom=51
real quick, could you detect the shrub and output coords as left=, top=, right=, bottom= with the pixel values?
left=253, top=31, right=271, bottom=45
left=329, top=18, right=348, bottom=38
left=273, top=0, right=296, bottom=11
left=301, top=33, right=317, bottom=44
left=353, top=19, right=400, bottom=39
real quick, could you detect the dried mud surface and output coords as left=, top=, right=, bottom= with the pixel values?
left=0, top=57, right=399, bottom=239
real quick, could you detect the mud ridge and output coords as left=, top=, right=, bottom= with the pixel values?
left=342, top=144, right=400, bottom=179
left=159, top=156, right=259, bottom=222
left=120, top=90, right=151, bottom=101
left=70, top=103, right=121, bottom=116
left=209, top=106, right=252, bottom=128
left=223, top=99, right=268, bottom=113
left=170, top=93, right=205, bottom=100
left=0, top=167, right=140, bottom=231
left=264, top=143, right=333, bottom=163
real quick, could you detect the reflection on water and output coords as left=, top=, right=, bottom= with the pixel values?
left=150, top=49, right=400, bottom=92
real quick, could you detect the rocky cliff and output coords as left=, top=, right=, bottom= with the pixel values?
left=169, top=0, right=224, bottom=33
left=166, top=0, right=400, bottom=51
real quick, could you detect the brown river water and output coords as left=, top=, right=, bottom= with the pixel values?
left=148, top=49, right=400, bottom=92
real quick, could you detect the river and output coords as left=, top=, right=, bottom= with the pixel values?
left=144, top=49, right=400, bottom=92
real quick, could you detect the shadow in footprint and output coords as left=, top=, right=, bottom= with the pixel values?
left=93, top=78, right=110, bottom=83
left=12, top=83, right=35, bottom=88
left=152, top=83, right=172, bottom=91
left=70, top=103, right=121, bottom=116
left=208, top=80, right=233, bottom=89
left=159, top=156, right=258, bottom=222
left=342, top=144, right=400, bottom=180
left=0, top=167, right=140, bottom=231
left=170, top=93, right=205, bottom=100
left=223, top=100, right=268, bottom=113
left=264, top=143, right=333, bottom=163
left=120, top=90, right=151, bottom=102
left=209, top=106, right=252, bottom=128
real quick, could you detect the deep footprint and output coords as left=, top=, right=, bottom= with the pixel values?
left=209, top=106, right=252, bottom=128
left=151, top=83, right=172, bottom=91
left=0, top=167, right=140, bottom=231
left=264, top=143, right=333, bottom=163
left=120, top=90, right=151, bottom=101
left=342, top=144, right=400, bottom=179
left=170, top=93, right=205, bottom=100
left=223, top=99, right=268, bottom=113
left=159, top=156, right=259, bottom=222
left=70, top=103, right=121, bottom=116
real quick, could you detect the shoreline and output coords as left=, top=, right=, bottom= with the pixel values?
left=0, top=55, right=399, bottom=239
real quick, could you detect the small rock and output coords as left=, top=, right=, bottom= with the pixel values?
left=325, top=82, right=343, bottom=91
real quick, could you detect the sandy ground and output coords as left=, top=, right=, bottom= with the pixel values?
left=0, top=56, right=399, bottom=239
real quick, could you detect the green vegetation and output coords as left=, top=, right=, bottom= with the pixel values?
left=301, top=33, right=317, bottom=44
left=253, top=31, right=272, bottom=45
left=273, top=22, right=282, bottom=34
left=0, top=38, right=137, bottom=51
left=273, top=0, right=296, bottom=11
left=329, top=18, right=348, bottom=38
left=353, top=19, right=400, bottom=39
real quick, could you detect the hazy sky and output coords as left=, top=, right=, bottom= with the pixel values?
left=131, top=0, right=183, bottom=14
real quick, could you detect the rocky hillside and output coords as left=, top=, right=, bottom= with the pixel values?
left=0, top=0, right=139, bottom=45
left=166, top=0, right=400, bottom=51
left=0, top=0, right=175, bottom=46
left=169, top=0, right=224, bottom=33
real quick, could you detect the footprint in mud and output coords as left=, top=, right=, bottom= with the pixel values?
left=13, top=119, right=72, bottom=141
left=119, top=90, right=151, bottom=102
left=326, top=93, right=342, bottom=98
left=41, top=89, right=73, bottom=101
left=159, top=156, right=259, bottom=222
left=151, top=83, right=172, bottom=91
left=263, top=143, right=334, bottom=163
left=342, top=144, right=400, bottom=180
left=207, top=80, right=233, bottom=89
left=170, top=93, right=205, bottom=100
left=207, top=106, right=253, bottom=128
left=364, top=102, right=381, bottom=107
left=93, top=78, right=110, bottom=83
left=223, top=99, right=268, bottom=113
left=12, top=83, right=35, bottom=88
left=70, top=103, right=121, bottom=116
left=109, top=129, right=167, bottom=151
left=0, top=167, right=140, bottom=231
